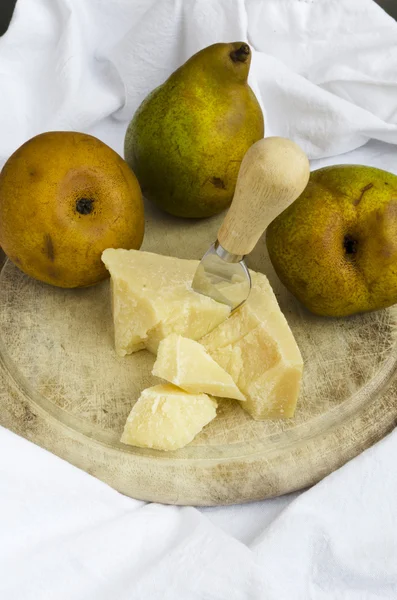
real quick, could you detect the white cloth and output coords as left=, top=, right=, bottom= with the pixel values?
left=1, top=0, right=397, bottom=598
left=1, top=0, right=397, bottom=165
left=2, top=421, right=397, bottom=599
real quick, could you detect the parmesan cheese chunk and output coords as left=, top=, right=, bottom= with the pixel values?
left=153, top=334, right=245, bottom=400
left=120, top=384, right=217, bottom=451
left=201, top=272, right=303, bottom=419
left=102, top=249, right=230, bottom=356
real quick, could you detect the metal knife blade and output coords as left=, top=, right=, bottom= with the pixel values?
left=191, top=241, right=251, bottom=311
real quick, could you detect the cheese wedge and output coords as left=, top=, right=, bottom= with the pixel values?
left=201, top=271, right=303, bottom=420
left=103, top=248, right=303, bottom=421
left=120, top=384, right=217, bottom=451
left=153, top=334, right=246, bottom=401
left=102, top=249, right=230, bottom=356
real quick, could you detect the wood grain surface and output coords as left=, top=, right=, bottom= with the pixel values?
left=218, top=137, right=310, bottom=256
left=0, top=200, right=396, bottom=505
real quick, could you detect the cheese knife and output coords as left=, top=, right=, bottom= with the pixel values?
left=192, top=136, right=310, bottom=310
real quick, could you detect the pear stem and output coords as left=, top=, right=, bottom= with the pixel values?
left=230, top=44, right=250, bottom=63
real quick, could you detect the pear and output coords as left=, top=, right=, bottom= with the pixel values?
left=124, top=42, right=264, bottom=218
left=0, top=132, right=144, bottom=288
left=266, top=165, right=397, bottom=317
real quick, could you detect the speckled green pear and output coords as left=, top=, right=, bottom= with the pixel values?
left=124, top=42, right=264, bottom=218
left=266, top=165, right=397, bottom=317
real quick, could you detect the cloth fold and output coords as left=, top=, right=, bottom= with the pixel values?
left=2, top=422, right=397, bottom=599
left=1, top=0, right=397, bottom=598
left=1, top=0, right=397, bottom=163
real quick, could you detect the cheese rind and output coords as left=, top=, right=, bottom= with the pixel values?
left=102, top=249, right=230, bottom=356
left=201, top=271, right=303, bottom=420
left=120, top=384, right=217, bottom=451
left=153, top=334, right=246, bottom=401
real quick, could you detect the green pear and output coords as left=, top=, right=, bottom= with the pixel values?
left=266, top=165, right=397, bottom=317
left=124, top=42, right=264, bottom=218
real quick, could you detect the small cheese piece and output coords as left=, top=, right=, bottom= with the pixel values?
left=120, top=384, right=217, bottom=451
left=102, top=249, right=230, bottom=356
left=201, top=271, right=303, bottom=420
left=153, top=334, right=246, bottom=401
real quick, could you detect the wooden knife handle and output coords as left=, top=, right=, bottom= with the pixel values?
left=217, top=137, right=310, bottom=257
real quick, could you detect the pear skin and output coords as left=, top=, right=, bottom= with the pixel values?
left=266, top=165, right=397, bottom=317
left=124, top=42, right=264, bottom=218
left=0, top=132, right=144, bottom=288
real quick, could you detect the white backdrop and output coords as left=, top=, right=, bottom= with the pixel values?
left=1, top=0, right=397, bottom=598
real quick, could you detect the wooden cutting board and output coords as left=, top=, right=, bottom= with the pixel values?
left=1, top=202, right=397, bottom=506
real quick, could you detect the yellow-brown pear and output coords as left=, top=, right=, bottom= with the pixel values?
left=0, top=131, right=144, bottom=288
left=266, top=165, right=397, bottom=317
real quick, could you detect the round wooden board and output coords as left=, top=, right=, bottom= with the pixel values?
left=1, top=202, right=397, bottom=506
